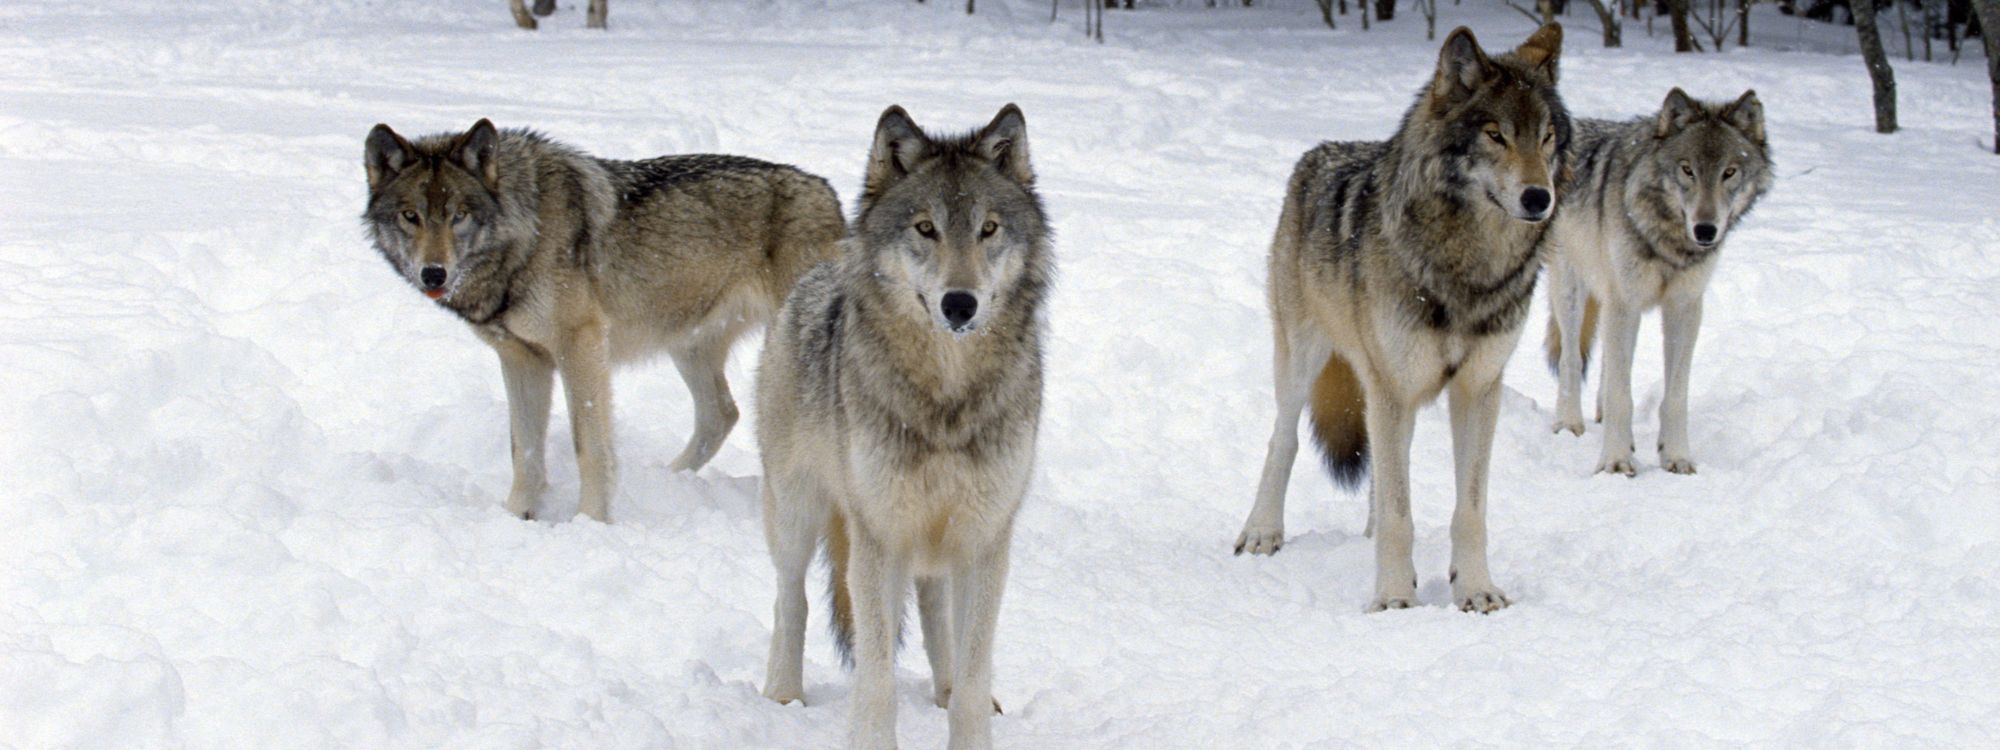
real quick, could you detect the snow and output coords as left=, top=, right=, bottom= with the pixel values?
left=3, top=0, right=1998, bottom=747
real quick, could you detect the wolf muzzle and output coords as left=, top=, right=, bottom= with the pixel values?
left=420, top=265, right=448, bottom=299
left=939, top=290, right=978, bottom=332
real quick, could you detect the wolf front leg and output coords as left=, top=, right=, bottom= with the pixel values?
left=557, top=322, right=616, bottom=522
left=496, top=339, right=555, bottom=519
left=1364, top=392, right=1418, bottom=612
left=1657, top=294, right=1704, bottom=474
left=761, top=476, right=822, bottom=705
left=1447, top=370, right=1510, bottom=613
left=846, top=531, right=908, bottom=750
left=586, top=0, right=607, bottom=28
left=1595, top=304, right=1642, bottom=477
left=946, top=540, right=1011, bottom=750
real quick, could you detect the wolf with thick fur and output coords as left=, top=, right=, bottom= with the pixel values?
left=363, top=119, right=842, bottom=522
left=1543, top=89, right=1772, bottom=476
left=758, top=104, right=1050, bottom=750
left=1232, top=26, right=1571, bottom=614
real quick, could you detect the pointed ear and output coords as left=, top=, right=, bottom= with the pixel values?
left=1515, top=23, right=1563, bottom=83
left=975, top=103, right=1033, bottom=186
left=1720, top=89, right=1766, bottom=144
left=865, top=105, right=930, bottom=198
left=1656, top=88, right=1704, bottom=139
left=455, top=118, right=501, bottom=190
left=1432, top=27, right=1491, bottom=105
left=365, top=124, right=417, bottom=190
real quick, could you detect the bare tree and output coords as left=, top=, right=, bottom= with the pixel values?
left=1738, top=0, right=1750, bottom=47
left=1416, top=0, right=1439, bottom=38
left=1976, top=0, right=2000, bottom=151
left=1668, top=0, right=1699, bottom=51
left=1376, top=0, right=1395, bottom=21
left=1579, top=0, right=1623, bottom=46
left=1312, top=0, right=1337, bottom=28
left=1854, top=0, right=1899, bottom=133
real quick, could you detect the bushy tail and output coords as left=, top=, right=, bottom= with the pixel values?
left=826, top=509, right=855, bottom=667
left=1543, top=294, right=1600, bottom=377
left=1309, top=354, right=1369, bottom=489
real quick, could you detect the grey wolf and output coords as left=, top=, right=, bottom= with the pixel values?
left=362, top=119, right=842, bottom=522
left=1543, top=88, right=1771, bottom=476
left=511, top=0, right=604, bottom=30
left=757, top=104, right=1051, bottom=750
left=1232, top=25, right=1571, bottom=615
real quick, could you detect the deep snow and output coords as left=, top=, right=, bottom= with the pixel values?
left=3, top=0, right=1998, bottom=747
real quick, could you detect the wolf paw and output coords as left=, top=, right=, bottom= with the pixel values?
left=1596, top=454, right=1637, bottom=477
left=1552, top=417, right=1585, bottom=436
left=934, top=687, right=1003, bottom=714
left=1662, top=456, right=1697, bottom=475
left=1454, top=586, right=1511, bottom=614
left=1366, top=595, right=1416, bottom=613
left=763, top=684, right=804, bottom=706
left=1233, top=524, right=1284, bottom=556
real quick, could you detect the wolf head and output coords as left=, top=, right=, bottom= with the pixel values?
left=1421, top=24, right=1570, bottom=224
left=1648, top=88, right=1772, bottom=249
left=855, top=104, right=1049, bottom=336
left=363, top=119, right=506, bottom=302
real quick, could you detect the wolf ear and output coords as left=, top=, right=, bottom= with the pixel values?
left=1432, top=27, right=1491, bottom=105
left=975, top=103, right=1033, bottom=187
left=455, top=119, right=501, bottom=190
left=1719, top=89, right=1766, bottom=145
left=365, top=124, right=417, bottom=190
left=1656, top=88, right=1704, bottom=139
left=866, top=105, right=930, bottom=198
left=1515, top=23, right=1563, bottom=83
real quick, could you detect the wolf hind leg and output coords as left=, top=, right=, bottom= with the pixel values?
left=1235, top=320, right=1331, bottom=556
left=1549, top=259, right=1592, bottom=436
left=666, top=327, right=743, bottom=473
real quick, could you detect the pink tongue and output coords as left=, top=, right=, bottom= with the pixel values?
left=424, top=288, right=446, bottom=300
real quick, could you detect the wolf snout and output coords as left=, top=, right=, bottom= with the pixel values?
left=939, top=290, right=978, bottom=331
left=420, top=265, right=448, bottom=297
left=1692, top=223, right=1719, bottom=246
left=1519, top=187, right=1552, bottom=219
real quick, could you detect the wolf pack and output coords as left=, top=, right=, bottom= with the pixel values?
left=360, top=21, right=1770, bottom=750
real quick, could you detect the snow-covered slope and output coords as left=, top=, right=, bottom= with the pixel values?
left=3, top=1, right=1997, bottom=747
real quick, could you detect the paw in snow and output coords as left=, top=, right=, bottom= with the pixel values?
left=1234, top=524, right=1284, bottom=556
left=934, top=686, right=1003, bottom=714
left=1596, top=447, right=1637, bottom=477
left=1454, top=587, right=1511, bottom=614
left=1367, top=595, right=1416, bottom=613
left=1552, top=417, right=1585, bottom=436
left=763, top=684, right=804, bottom=706
left=1660, top=449, right=1697, bottom=475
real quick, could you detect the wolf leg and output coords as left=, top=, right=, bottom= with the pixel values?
left=847, top=532, right=906, bottom=750
left=558, top=322, right=616, bottom=521
left=762, top=477, right=822, bottom=705
left=1235, top=324, right=1330, bottom=555
left=496, top=339, right=554, bottom=520
left=946, top=542, right=1010, bottom=750
left=1658, top=294, right=1704, bottom=474
left=1550, top=260, right=1589, bottom=436
left=1447, top=371, right=1510, bottom=613
left=666, top=333, right=739, bottom=473
left=586, top=0, right=607, bottom=28
left=1595, top=304, right=1641, bottom=477
left=917, top=577, right=954, bottom=708
left=1364, top=390, right=1418, bottom=611
left=508, top=0, right=537, bottom=29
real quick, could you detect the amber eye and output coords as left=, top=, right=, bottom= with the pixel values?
left=1485, top=128, right=1505, bottom=145
left=452, top=209, right=467, bottom=223
left=914, top=220, right=937, bottom=238
left=980, top=220, right=999, bottom=238
left=1722, top=166, right=1738, bottom=180
left=1680, top=163, right=1695, bottom=178
left=400, top=210, right=421, bottom=225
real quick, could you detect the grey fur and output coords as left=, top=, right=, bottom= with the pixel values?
left=758, top=104, right=1049, bottom=750
left=1545, top=89, right=1773, bottom=476
left=363, top=119, right=843, bottom=522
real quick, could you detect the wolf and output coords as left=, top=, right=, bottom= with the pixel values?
left=757, top=104, right=1050, bottom=750
left=363, top=119, right=843, bottom=522
left=1543, top=89, right=1772, bottom=476
left=1232, top=25, right=1570, bottom=615
left=510, top=0, right=604, bottom=30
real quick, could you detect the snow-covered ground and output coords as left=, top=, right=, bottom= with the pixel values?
left=4, top=0, right=1998, bottom=746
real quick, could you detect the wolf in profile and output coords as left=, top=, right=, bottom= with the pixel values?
left=363, top=119, right=843, bottom=522
left=1544, top=89, right=1772, bottom=476
left=757, top=104, right=1050, bottom=750
left=1233, top=25, right=1571, bottom=614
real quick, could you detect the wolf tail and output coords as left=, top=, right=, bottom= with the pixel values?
left=1309, top=353, right=1369, bottom=490
left=1543, top=293, right=1600, bottom=377
left=826, top=509, right=857, bottom=666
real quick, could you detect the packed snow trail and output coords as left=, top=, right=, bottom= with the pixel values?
left=2, top=1, right=1997, bottom=747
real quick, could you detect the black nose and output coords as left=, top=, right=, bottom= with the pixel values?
left=1520, top=187, right=1552, bottom=216
left=939, top=291, right=978, bottom=330
left=420, top=266, right=447, bottom=289
left=1693, top=223, right=1719, bottom=244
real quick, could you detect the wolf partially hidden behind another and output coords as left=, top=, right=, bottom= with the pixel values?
left=1234, top=25, right=1571, bottom=615
left=1543, top=88, right=1773, bottom=477
left=758, top=104, right=1051, bottom=750
left=362, top=119, right=843, bottom=522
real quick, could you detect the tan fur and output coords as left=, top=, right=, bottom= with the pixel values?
left=1543, top=293, right=1598, bottom=373
left=1307, top=353, right=1367, bottom=486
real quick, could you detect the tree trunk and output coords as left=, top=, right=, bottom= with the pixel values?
left=1540, top=0, right=1558, bottom=23
left=1315, top=0, right=1338, bottom=27
left=1668, top=0, right=1697, bottom=50
left=1738, top=0, right=1750, bottom=46
left=1976, top=0, right=2000, bottom=151
left=1855, top=0, right=1899, bottom=133
left=1583, top=0, right=1624, bottom=45
left=1376, top=0, right=1395, bottom=21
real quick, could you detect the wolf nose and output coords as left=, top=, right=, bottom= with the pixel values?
left=420, top=266, right=447, bottom=290
left=939, top=291, right=978, bottom=330
left=1693, top=223, right=1719, bottom=245
left=1520, top=187, right=1552, bottom=217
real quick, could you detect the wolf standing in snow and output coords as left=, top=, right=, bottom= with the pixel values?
left=1544, top=89, right=1772, bottom=476
left=362, top=119, right=843, bottom=522
left=1233, top=26, right=1571, bottom=614
left=758, top=104, right=1050, bottom=750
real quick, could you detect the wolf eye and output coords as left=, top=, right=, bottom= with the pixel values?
left=1680, top=163, right=1695, bottom=178
left=914, top=220, right=938, bottom=239
left=1485, top=128, right=1506, bottom=145
left=400, top=210, right=421, bottom=225
left=980, top=220, right=999, bottom=238
left=452, top=209, right=468, bottom=224
left=1722, top=166, right=1738, bottom=180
